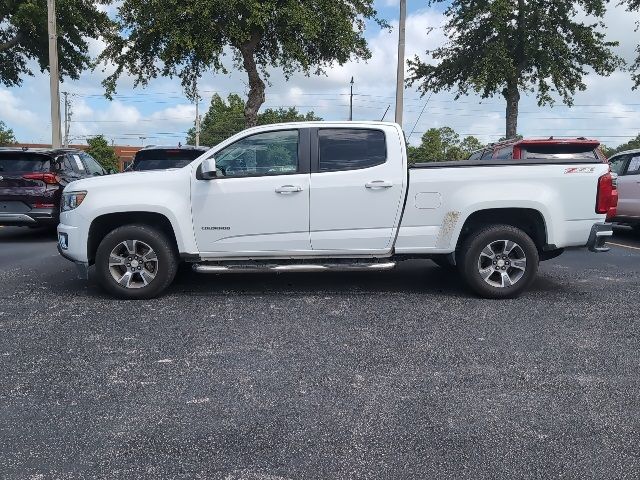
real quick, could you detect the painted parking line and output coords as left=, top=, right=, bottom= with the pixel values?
left=607, top=241, right=640, bottom=251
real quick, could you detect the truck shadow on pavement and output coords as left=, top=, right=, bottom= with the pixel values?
left=165, top=259, right=566, bottom=298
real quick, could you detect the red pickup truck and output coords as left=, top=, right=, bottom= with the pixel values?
left=468, top=138, right=607, bottom=162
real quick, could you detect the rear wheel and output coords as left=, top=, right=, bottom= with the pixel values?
left=457, top=225, right=539, bottom=299
left=95, top=225, right=178, bottom=299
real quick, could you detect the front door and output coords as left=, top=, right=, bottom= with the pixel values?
left=309, top=127, right=406, bottom=253
left=191, top=129, right=311, bottom=255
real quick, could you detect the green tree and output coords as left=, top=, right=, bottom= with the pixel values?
left=604, top=134, right=640, bottom=156
left=622, top=1, right=640, bottom=87
left=0, top=121, right=16, bottom=145
left=100, top=0, right=383, bottom=127
left=86, top=135, right=118, bottom=171
left=407, top=0, right=623, bottom=139
left=186, top=93, right=322, bottom=146
left=0, top=0, right=115, bottom=87
left=408, top=127, right=484, bottom=163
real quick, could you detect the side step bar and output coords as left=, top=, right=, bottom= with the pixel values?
left=193, top=261, right=397, bottom=274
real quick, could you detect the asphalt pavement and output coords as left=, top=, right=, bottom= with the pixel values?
left=1, top=225, right=639, bottom=479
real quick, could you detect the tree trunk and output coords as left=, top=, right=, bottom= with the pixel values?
left=238, top=33, right=265, bottom=128
left=504, top=82, right=520, bottom=140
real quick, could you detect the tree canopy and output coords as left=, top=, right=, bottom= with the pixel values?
left=0, top=121, right=16, bottom=145
left=86, top=135, right=118, bottom=171
left=0, top=0, right=115, bottom=87
left=601, top=134, right=640, bottom=157
left=407, top=127, right=484, bottom=163
left=407, top=0, right=623, bottom=139
left=100, top=0, right=384, bottom=127
left=186, top=93, right=322, bottom=146
left=623, top=1, right=640, bottom=88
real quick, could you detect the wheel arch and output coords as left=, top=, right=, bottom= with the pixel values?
left=456, top=208, right=549, bottom=253
left=87, top=212, right=179, bottom=265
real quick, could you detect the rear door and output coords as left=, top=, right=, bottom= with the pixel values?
left=616, top=154, right=640, bottom=219
left=0, top=152, right=55, bottom=212
left=309, top=126, right=407, bottom=253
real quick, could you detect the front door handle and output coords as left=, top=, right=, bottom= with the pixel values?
left=365, top=180, right=393, bottom=189
left=275, top=185, right=303, bottom=194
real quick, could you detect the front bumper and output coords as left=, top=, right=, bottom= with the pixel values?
left=587, top=223, right=613, bottom=253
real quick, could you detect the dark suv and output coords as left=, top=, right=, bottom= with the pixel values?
left=0, top=147, right=107, bottom=227
left=126, top=145, right=209, bottom=171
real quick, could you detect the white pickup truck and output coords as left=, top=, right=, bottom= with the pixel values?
left=57, top=122, right=615, bottom=299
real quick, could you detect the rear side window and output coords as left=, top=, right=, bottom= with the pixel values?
left=0, top=153, right=51, bottom=173
left=495, top=146, right=513, bottom=160
left=609, top=155, right=628, bottom=175
left=627, top=155, right=640, bottom=175
left=318, top=129, right=386, bottom=172
left=522, top=145, right=598, bottom=160
left=132, top=149, right=205, bottom=171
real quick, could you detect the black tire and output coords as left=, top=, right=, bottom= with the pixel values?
left=95, top=224, right=178, bottom=299
left=457, top=225, right=539, bottom=299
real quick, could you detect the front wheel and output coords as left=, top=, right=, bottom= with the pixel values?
left=457, top=225, right=539, bottom=299
left=95, top=225, right=178, bottom=299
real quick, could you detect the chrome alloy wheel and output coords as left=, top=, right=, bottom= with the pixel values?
left=477, top=240, right=527, bottom=288
left=108, top=240, right=158, bottom=289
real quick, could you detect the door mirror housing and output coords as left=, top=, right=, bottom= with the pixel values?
left=199, top=157, right=217, bottom=180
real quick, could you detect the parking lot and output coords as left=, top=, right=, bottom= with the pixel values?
left=1, top=225, right=639, bottom=479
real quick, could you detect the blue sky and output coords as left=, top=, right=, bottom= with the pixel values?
left=2, top=0, right=640, bottom=148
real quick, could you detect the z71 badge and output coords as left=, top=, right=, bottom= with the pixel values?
left=565, top=167, right=596, bottom=174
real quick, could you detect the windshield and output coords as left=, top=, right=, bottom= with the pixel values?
left=131, top=149, right=204, bottom=171
left=0, top=152, right=51, bottom=173
left=522, top=145, right=598, bottom=160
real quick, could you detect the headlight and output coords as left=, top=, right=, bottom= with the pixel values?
left=61, top=191, right=87, bottom=212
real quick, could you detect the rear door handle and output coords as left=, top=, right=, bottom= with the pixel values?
left=365, top=180, right=393, bottom=189
left=275, top=185, right=303, bottom=194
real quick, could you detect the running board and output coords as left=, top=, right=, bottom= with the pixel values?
left=192, top=261, right=397, bottom=274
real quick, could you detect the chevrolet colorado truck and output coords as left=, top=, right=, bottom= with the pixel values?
left=57, top=122, right=615, bottom=300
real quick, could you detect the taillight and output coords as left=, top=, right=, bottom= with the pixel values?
left=596, top=172, right=617, bottom=214
left=22, top=173, right=60, bottom=185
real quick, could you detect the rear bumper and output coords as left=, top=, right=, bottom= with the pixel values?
left=587, top=223, right=613, bottom=253
left=0, top=208, right=58, bottom=226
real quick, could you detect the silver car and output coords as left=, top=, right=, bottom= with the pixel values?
left=609, top=149, right=640, bottom=232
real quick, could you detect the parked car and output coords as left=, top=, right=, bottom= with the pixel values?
left=469, top=137, right=607, bottom=162
left=57, top=122, right=615, bottom=300
left=126, top=145, right=209, bottom=171
left=0, top=147, right=107, bottom=228
left=608, top=149, right=640, bottom=232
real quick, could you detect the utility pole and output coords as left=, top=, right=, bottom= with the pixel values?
left=349, top=77, right=354, bottom=121
left=62, top=91, right=72, bottom=147
left=395, top=0, right=407, bottom=126
left=195, top=94, right=201, bottom=147
left=47, top=0, right=62, bottom=148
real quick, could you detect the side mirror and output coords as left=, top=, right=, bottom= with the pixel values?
left=200, top=157, right=217, bottom=180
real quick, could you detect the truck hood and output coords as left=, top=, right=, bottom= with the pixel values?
left=64, top=168, right=185, bottom=192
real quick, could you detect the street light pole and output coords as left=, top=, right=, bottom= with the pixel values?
left=47, top=0, right=62, bottom=148
left=395, top=0, right=407, bottom=126
left=349, top=77, right=354, bottom=121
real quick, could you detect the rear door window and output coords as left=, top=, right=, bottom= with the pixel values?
left=318, top=129, right=386, bottom=172
left=79, top=152, right=107, bottom=175
left=0, top=153, right=51, bottom=173
left=522, top=145, right=598, bottom=160
left=627, top=155, right=640, bottom=175
left=132, top=149, right=204, bottom=171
